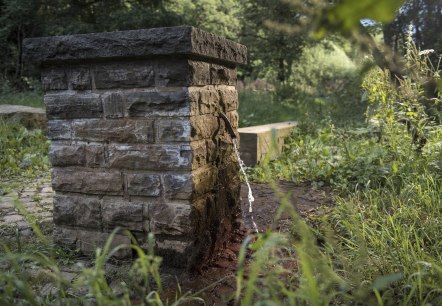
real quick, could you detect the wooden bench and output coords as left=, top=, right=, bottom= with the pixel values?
left=238, top=121, right=297, bottom=166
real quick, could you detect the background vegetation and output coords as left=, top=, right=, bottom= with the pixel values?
left=1, top=0, right=442, bottom=305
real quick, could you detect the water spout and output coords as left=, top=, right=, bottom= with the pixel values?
left=219, top=111, right=259, bottom=233
left=218, top=112, right=237, bottom=140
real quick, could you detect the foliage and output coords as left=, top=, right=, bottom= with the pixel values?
left=240, top=26, right=442, bottom=303
left=238, top=90, right=298, bottom=127
left=0, top=77, right=43, bottom=107
left=383, top=0, right=442, bottom=65
left=240, top=0, right=306, bottom=82
left=278, top=38, right=366, bottom=125
left=0, top=225, right=202, bottom=305
left=234, top=164, right=442, bottom=304
left=0, top=119, right=49, bottom=182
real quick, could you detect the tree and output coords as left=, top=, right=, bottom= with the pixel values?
left=383, top=0, right=442, bottom=63
left=240, top=0, right=306, bottom=83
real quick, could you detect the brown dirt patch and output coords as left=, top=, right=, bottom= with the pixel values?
left=161, top=180, right=335, bottom=305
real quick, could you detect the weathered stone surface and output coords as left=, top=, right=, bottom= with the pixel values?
left=190, top=115, right=218, bottom=140
left=47, top=120, right=71, bottom=140
left=41, top=67, right=67, bottom=91
left=193, top=166, right=218, bottom=196
left=45, top=93, right=102, bottom=119
left=191, top=140, right=207, bottom=169
left=163, top=174, right=193, bottom=200
left=126, top=173, right=161, bottom=197
left=210, top=64, right=236, bottom=85
left=188, top=86, right=219, bottom=115
left=0, top=105, right=47, bottom=130
left=52, top=168, right=123, bottom=195
left=76, top=230, right=131, bottom=258
left=149, top=203, right=192, bottom=235
left=72, top=119, right=154, bottom=143
left=218, top=87, right=238, bottom=112
left=49, top=144, right=105, bottom=167
left=238, top=121, right=297, bottom=166
left=189, top=61, right=211, bottom=85
left=102, top=92, right=124, bottom=118
left=125, top=89, right=190, bottom=117
left=108, top=144, right=191, bottom=170
left=23, top=26, right=247, bottom=66
left=156, top=118, right=191, bottom=142
left=70, top=66, right=91, bottom=90
left=102, top=198, right=144, bottom=231
left=53, top=194, right=101, bottom=228
left=155, top=59, right=191, bottom=87
left=53, top=227, right=78, bottom=247
left=94, top=61, right=155, bottom=89
left=156, top=239, right=192, bottom=255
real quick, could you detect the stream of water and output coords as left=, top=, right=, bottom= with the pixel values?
left=232, top=138, right=259, bottom=233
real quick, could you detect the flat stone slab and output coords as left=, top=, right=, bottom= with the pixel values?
left=238, top=121, right=297, bottom=166
left=0, top=104, right=46, bottom=130
left=22, top=26, right=247, bottom=66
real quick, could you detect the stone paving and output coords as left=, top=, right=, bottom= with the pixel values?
left=0, top=176, right=54, bottom=238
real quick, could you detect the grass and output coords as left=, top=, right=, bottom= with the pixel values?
left=0, top=90, right=44, bottom=108
left=0, top=119, right=50, bottom=192
left=0, top=79, right=44, bottom=108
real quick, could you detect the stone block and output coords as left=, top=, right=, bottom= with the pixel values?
left=102, top=92, right=125, bottom=118
left=190, top=115, right=218, bottom=140
left=45, top=93, right=102, bottom=119
left=238, top=121, right=297, bottom=166
left=188, top=86, right=220, bottom=115
left=188, top=61, right=211, bottom=85
left=102, top=198, right=144, bottom=231
left=193, top=166, right=218, bottom=196
left=94, top=61, right=155, bottom=89
left=72, top=119, right=154, bottom=143
left=163, top=174, right=193, bottom=200
left=156, top=118, right=191, bottom=143
left=218, top=86, right=238, bottom=112
left=210, top=64, right=236, bottom=85
left=108, top=144, right=191, bottom=170
left=53, top=227, right=78, bottom=247
left=126, top=173, right=161, bottom=197
left=155, top=59, right=190, bottom=87
left=70, top=66, right=91, bottom=90
left=125, top=89, right=190, bottom=117
left=52, top=168, right=123, bottom=195
left=76, top=230, right=131, bottom=258
left=149, top=203, right=192, bottom=236
left=191, top=140, right=207, bottom=168
left=41, top=67, right=67, bottom=91
left=156, top=239, right=192, bottom=254
left=53, top=194, right=101, bottom=228
left=47, top=120, right=71, bottom=140
left=49, top=144, right=105, bottom=167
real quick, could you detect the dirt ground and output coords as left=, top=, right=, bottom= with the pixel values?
left=161, top=180, right=335, bottom=305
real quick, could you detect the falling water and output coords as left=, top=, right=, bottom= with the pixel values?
left=232, top=138, right=259, bottom=233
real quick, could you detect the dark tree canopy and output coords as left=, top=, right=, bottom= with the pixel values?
left=384, top=0, right=442, bottom=58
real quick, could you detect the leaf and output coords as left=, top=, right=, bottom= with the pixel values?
left=328, top=0, right=405, bottom=31
left=371, top=272, right=403, bottom=290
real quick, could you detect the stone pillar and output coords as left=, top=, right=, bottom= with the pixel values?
left=23, top=26, right=246, bottom=268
